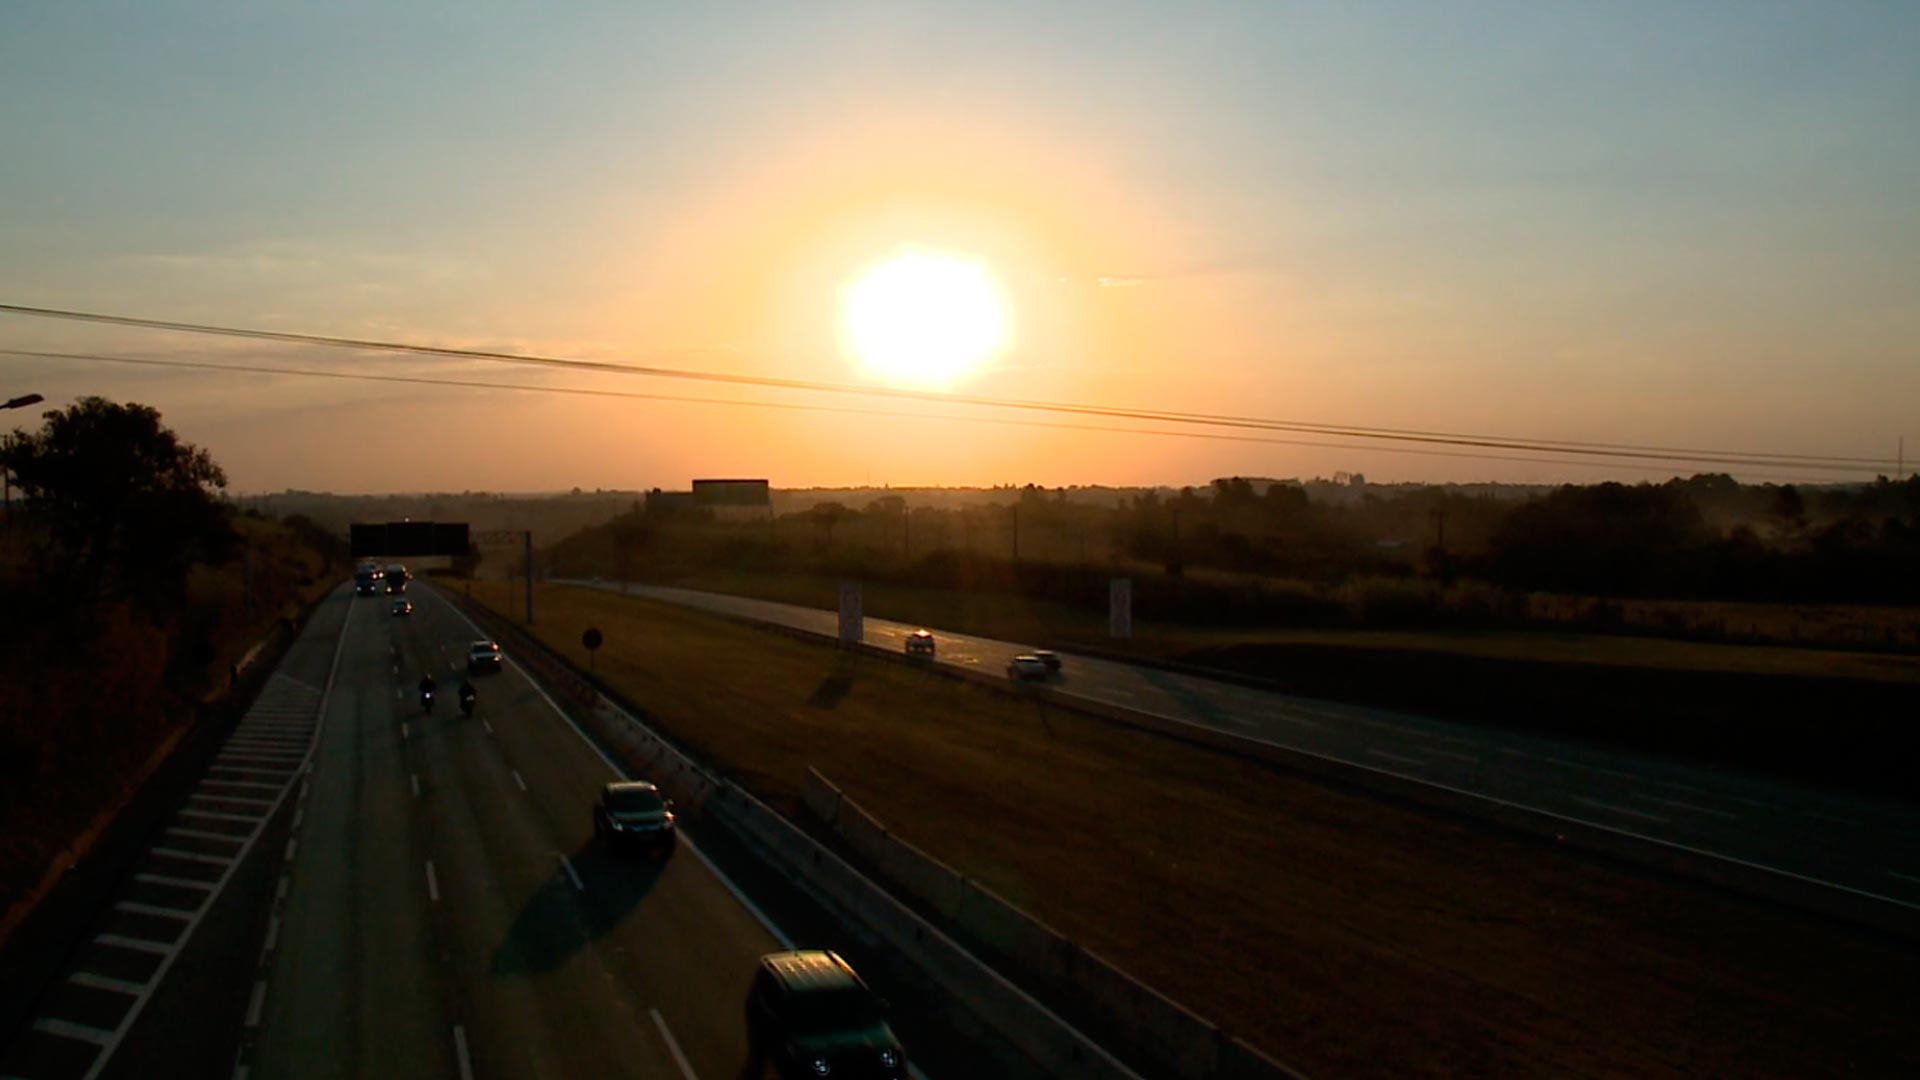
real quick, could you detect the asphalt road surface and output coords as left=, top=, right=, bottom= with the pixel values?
left=566, top=580, right=1920, bottom=920
left=245, top=583, right=967, bottom=1080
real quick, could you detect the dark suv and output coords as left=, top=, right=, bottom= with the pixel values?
left=746, top=951, right=907, bottom=1079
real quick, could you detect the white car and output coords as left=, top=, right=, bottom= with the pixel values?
left=467, top=640, right=504, bottom=674
left=1007, top=655, right=1049, bottom=680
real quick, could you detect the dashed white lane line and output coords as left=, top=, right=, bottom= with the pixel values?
left=453, top=1025, right=475, bottom=1080
left=558, top=854, right=584, bottom=892
left=401, top=721, right=411, bottom=741
left=1424, top=748, right=1480, bottom=764
left=136, top=873, right=215, bottom=891
left=1891, top=871, right=1920, bottom=886
left=264, top=915, right=281, bottom=953
left=152, top=847, right=235, bottom=866
left=284, top=839, right=298, bottom=862
left=96, top=934, right=171, bottom=956
left=291, top=805, right=304, bottom=830
left=482, top=718, right=494, bottom=735
left=33, top=1017, right=113, bottom=1046
left=116, top=901, right=197, bottom=919
left=1573, top=795, right=1669, bottom=823
left=411, top=773, right=421, bottom=799
left=70, top=972, right=145, bottom=996
left=512, top=770, right=528, bottom=793
left=245, top=979, right=267, bottom=1027
left=166, top=826, right=245, bottom=843
left=1366, top=748, right=1427, bottom=768
left=1636, top=794, right=1738, bottom=820
left=651, top=1008, right=698, bottom=1080
left=425, top=860, right=440, bottom=903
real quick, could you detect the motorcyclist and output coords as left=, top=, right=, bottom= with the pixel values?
left=418, top=673, right=437, bottom=712
left=458, top=678, right=476, bottom=716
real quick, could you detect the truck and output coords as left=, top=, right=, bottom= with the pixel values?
left=354, top=561, right=383, bottom=596
left=384, top=563, right=410, bottom=594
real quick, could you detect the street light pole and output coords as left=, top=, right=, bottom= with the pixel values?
left=1, top=395, right=43, bottom=521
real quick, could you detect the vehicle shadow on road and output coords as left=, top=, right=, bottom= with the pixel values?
left=486, top=838, right=667, bottom=977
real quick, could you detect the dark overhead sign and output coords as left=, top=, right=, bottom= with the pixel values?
left=350, top=522, right=470, bottom=558
left=692, top=478, right=770, bottom=507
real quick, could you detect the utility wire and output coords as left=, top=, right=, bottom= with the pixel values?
left=0, top=347, right=1858, bottom=482
left=0, top=301, right=1897, bottom=474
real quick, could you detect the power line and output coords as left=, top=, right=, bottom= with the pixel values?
left=0, top=347, right=1857, bottom=482
left=0, top=301, right=1897, bottom=474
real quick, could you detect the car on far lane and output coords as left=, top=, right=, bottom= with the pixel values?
left=1032, top=649, right=1061, bottom=674
left=747, top=950, right=907, bottom=1080
left=466, top=640, right=503, bottom=674
left=1007, top=654, right=1049, bottom=680
left=904, top=629, right=936, bottom=657
left=390, top=599, right=412, bottom=617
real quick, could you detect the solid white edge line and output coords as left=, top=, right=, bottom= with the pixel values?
left=650, top=1008, right=699, bottom=1080
left=558, top=853, right=584, bottom=892
left=427, top=583, right=797, bottom=948
left=425, top=860, right=440, bottom=903
left=411, top=773, right=421, bottom=798
left=453, top=1025, right=475, bottom=1080
left=512, top=770, right=528, bottom=792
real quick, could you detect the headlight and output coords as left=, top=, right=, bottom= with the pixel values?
left=810, top=1058, right=832, bottom=1076
left=878, top=1048, right=899, bottom=1067
left=607, top=818, right=623, bottom=831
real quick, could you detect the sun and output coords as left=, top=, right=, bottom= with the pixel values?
left=839, top=249, right=1010, bottom=388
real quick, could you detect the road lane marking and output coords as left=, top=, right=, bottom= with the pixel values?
left=1365, top=748, right=1427, bottom=768
left=1891, top=871, right=1920, bottom=885
left=191, top=792, right=277, bottom=807
left=425, top=860, right=440, bottom=902
left=512, top=770, right=527, bottom=792
left=275, top=877, right=289, bottom=903
left=1805, top=810, right=1864, bottom=827
left=401, top=721, right=410, bottom=741
left=651, top=1009, right=698, bottom=1080
left=411, top=773, right=421, bottom=798
left=1424, top=748, right=1480, bottom=764
left=95, top=934, right=172, bottom=956
left=135, top=873, right=215, bottom=891
left=453, top=1026, right=475, bottom=1080
left=69, top=972, right=144, bottom=996
left=115, top=901, right=196, bottom=919
left=284, top=840, right=297, bottom=862
left=433, top=583, right=796, bottom=949
left=291, top=805, right=304, bottom=830
left=165, top=827, right=246, bottom=844
left=245, top=980, right=267, bottom=1027
left=1573, top=796, right=1669, bottom=823
left=1635, top=794, right=1738, bottom=820
left=264, top=915, right=281, bottom=953
left=33, top=1017, right=114, bottom=1046
left=152, top=847, right=235, bottom=866
left=482, top=718, right=494, bottom=735
left=198, top=780, right=281, bottom=791
left=558, top=854, right=584, bottom=892
left=178, top=808, right=261, bottom=823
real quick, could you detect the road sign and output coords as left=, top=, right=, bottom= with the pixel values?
left=582, top=627, right=603, bottom=672
left=1109, top=577, right=1133, bottom=639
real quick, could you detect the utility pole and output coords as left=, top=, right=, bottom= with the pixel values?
left=524, top=530, right=534, bottom=625
left=1011, top=504, right=1020, bottom=563
left=1431, top=509, right=1447, bottom=552
left=242, top=540, right=254, bottom=619
left=902, top=506, right=911, bottom=558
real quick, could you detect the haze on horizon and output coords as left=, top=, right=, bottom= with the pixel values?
left=2, top=2, right=1915, bottom=494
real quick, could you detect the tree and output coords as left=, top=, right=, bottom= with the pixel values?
left=1, top=397, right=235, bottom=614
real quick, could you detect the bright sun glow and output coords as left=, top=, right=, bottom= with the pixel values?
left=840, top=249, right=1010, bottom=388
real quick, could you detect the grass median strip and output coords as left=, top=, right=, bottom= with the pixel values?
left=471, top=580, right=1920, bottom=1079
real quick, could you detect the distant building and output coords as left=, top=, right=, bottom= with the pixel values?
left=645, top=488, right=697, bottom=516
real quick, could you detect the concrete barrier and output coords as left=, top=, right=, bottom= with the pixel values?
left=952, top=879, right=1077, bottom=989
left=836, top=795, right=891, bottom=864
left=708, top=782, right=1145, bottom=1080
left=1072, top=946, right=1222, bottom=1080
left=877, top=833, right=968, bottom=923
left=801, top=767, right=843, bottom=825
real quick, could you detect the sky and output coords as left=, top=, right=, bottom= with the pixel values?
left=1, top=1, right=1916, bottom=493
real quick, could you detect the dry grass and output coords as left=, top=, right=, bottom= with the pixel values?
left=472, top=581, right=1920, bottom=1079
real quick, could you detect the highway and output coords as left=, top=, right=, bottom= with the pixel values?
left=245, top=582, right=969, bottom=1080
left=568, top=580, right=1920, bottom=921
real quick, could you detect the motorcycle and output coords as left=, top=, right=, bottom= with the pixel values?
left=459, top=689, right=476, bottom=717
left=420, top=689, right=435, bottom=713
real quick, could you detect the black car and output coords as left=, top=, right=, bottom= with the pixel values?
left=593, top=781, right=676, bottom=852
left=747, top=951, right=907, bottom=1079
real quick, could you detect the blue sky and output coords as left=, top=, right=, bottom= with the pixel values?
left=2, top=2, right=1915, bottom=491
